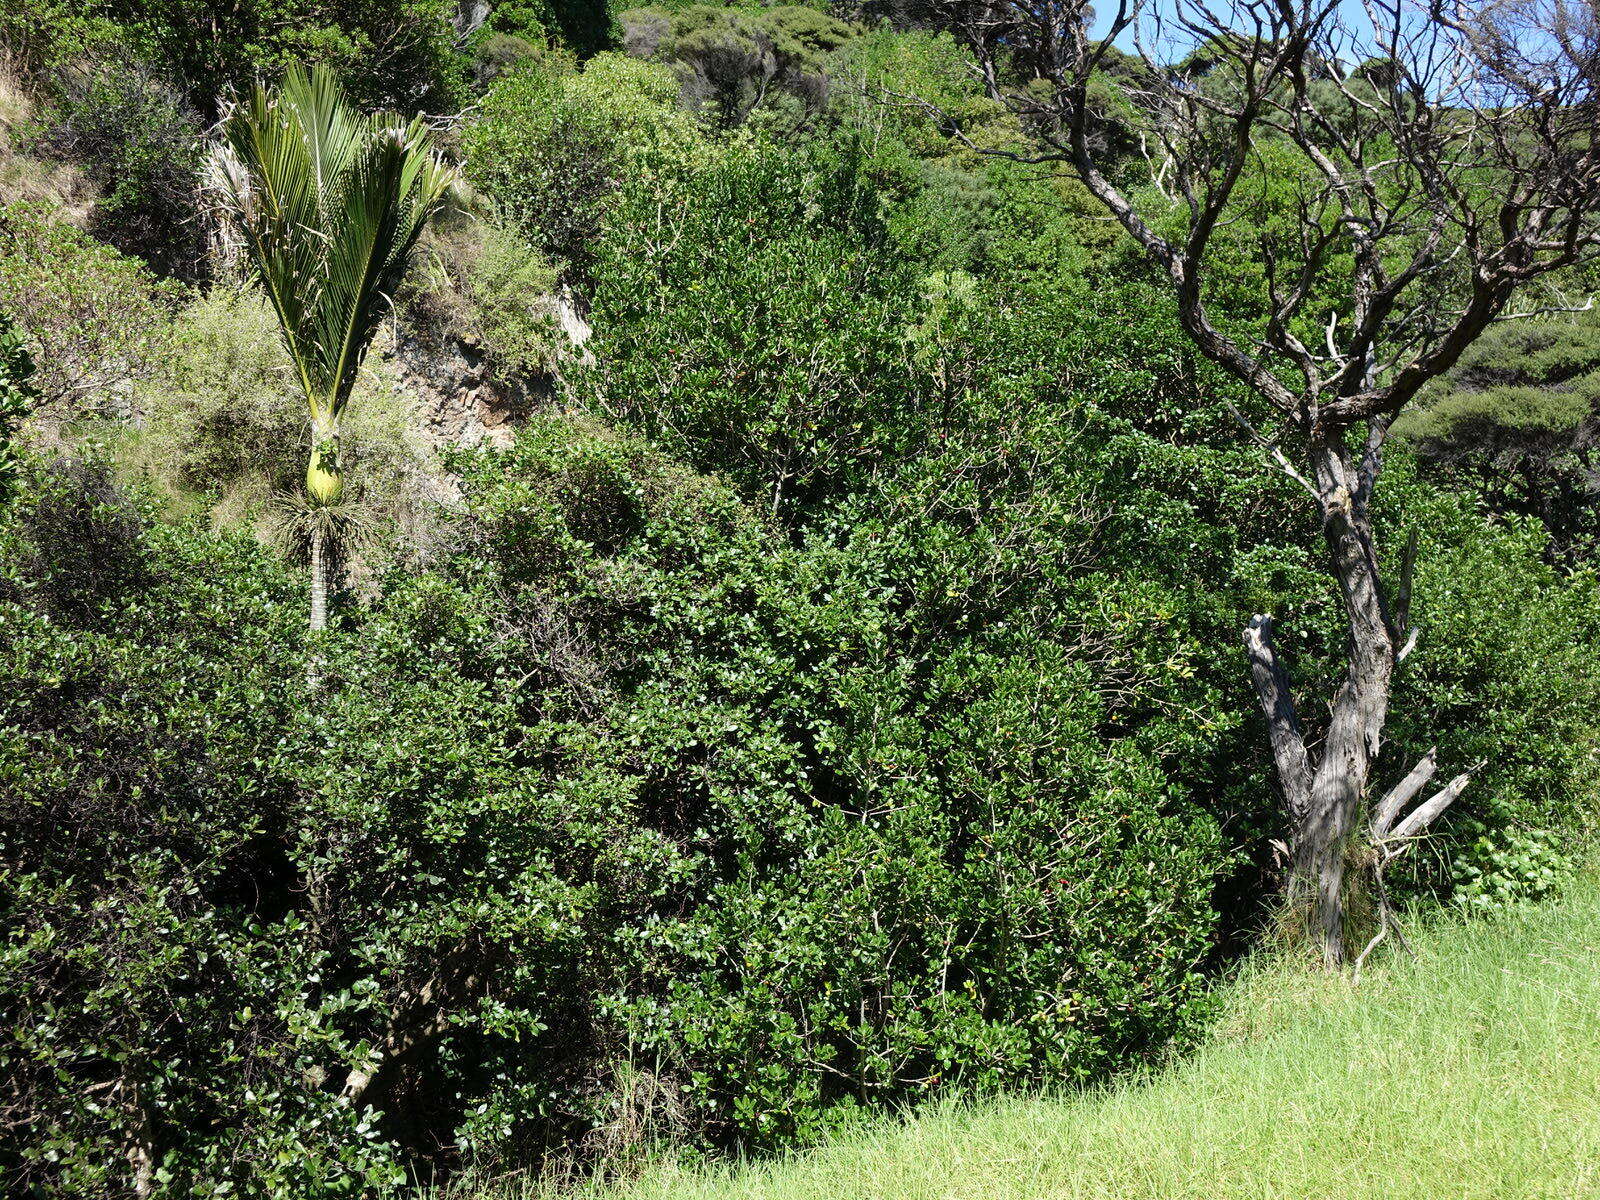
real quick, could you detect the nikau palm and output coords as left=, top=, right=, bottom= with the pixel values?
left=211, top=65, right=458, bottom=632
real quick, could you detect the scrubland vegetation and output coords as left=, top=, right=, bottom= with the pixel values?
left=0, top=0, right=1598, bottom=1196
left=582, top=878, right=1600, bottom=1200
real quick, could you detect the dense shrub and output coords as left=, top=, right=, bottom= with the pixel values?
left=10, top=295, right=1595, bottom=1196
left=584, top=135, right=923, bottom=512
left=400, top=215, right=564, bottom=386
left=463, top=52, right=706, bottom=285
left=1, top=0, right=473, bottom=114
left=32, top=58, right=206, bottom=278
left=583, top=124, right=1600, bottom=923
left=619, top=3, right=854, bottom=126
left=481, top=0, right=618, bottom=61
left=0, top=201, right=182, bottom=418
left=0, top=312, right=35, bottom=497
left=0, top=461, right=363, bottom=1195
left=1394, top=313, right=1600, bottom=562
left=0, top=420, right=1233, bottom=1191
left=1382, top=480, right=1600, bottom=897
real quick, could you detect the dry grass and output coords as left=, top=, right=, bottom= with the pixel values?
left=0, top=62, right=96, bottom=221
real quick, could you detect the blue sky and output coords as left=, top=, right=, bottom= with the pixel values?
left=1087, top=0, right=1398, bottom=58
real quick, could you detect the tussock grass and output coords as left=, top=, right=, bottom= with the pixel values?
left=0, top=65, right=96, bottom=222
left=533, top=884, right=1600, bottom=1200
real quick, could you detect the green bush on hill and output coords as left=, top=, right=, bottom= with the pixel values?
left=30, top=57, right=206, bottom=278
left=2, top=0, right=475, bottom=113
left=596, top=877, right=1600, bottom=1200
left=124, top=289, right=425, bottom=531
left=0, top=423, right=1225, bottom=1190
left=1395, top=312, right=1600, bottom=562
left=3, top=8, right=1600, bottom=1196
left=463, top=51, right=701, bottom=285
left=0, top=200, right=182, bottom=417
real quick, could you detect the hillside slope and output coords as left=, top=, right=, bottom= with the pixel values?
left=595, top=884, right=1600, bottom=1200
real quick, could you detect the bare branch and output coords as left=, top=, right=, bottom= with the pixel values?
left=1224, top=400, right=1319, bottom=497
left=1243, top=614, right=1313, bottom=820
left=1388, top=760, right=1486, bottom=843
left=1372, top=747, right=1438, bottom=838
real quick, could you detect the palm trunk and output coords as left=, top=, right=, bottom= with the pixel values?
left=309, top=522, right=328, bottom=634
left=306, top=423, right=339, bottom=687
left=305, top=420, right=341, bottom=638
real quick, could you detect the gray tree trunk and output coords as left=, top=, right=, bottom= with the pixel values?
left=1248, top=437, right=1397, bottom=966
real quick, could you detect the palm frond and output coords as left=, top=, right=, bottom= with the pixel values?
left=209, top=65, right=460, bottom=427
left=263, top=490, right=373, bottom=573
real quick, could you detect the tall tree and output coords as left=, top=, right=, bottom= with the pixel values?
left=912, top=0, right=1600, bottom=963
left=210, top=64, right=459, bottom=633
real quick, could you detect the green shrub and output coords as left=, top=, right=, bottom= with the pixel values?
left=402, top=216, right=564, bottom=383
left=0, top=312, right=35, bottom=498
left=618, top=3, right=854, bottom=126
left=32, top=57, right=206, bottom=278
left=466, top=225, right=563, bottom=375
left=1, top=0, right=474, bottom=114
left=1448, top=822, right=1579, bottom=912
left=0, top=459, right=396, bottom=1196
left=0, top=201, right=181, bottom=418
left=583, top=128, right=1600, bottom=933
left=1381, top=480, right=1600, bottom=897
left=481, top=0, right=619, bottom=60
left=463, top=52, right=706, bottom=283
left=582, top=135, right=922, bottom=512
left=1393, top=312, right=1600, bottom=562
left=0, top=414, right=1236, bottom=1190
left=6, top=311, right=1599, bottom=1193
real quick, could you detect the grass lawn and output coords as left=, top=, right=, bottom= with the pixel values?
left=544, top=882, right=1600, bottom=1200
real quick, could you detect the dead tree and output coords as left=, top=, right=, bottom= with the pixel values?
left=916, top=0, right=1600, bottom=963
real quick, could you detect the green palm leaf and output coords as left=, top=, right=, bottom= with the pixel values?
left=209, top=64, right=459, bottom=638
left=210, top=65, right=459, bottom=488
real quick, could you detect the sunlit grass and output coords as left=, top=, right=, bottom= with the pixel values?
left=483, top=881, right=1600, bottom=1200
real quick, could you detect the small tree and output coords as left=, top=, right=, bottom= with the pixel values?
left=915, top=0, right=1600, bottom=963
left=211, top=64, right=458, bottom=634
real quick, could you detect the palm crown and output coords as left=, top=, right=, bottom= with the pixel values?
left=210, top=64, right=459, bottom=504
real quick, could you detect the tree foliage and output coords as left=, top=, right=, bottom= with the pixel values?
left=0, top=202, right=181, bottom=417
left=210, top=64, right=457, bottom=508
left=463, top=51, right=702, bottom=285
left=1396, top=313, right=1600, bottom=561
left=2, top=0, right=475, bottom=113
left=5, top=6, right=1600, bottom=1193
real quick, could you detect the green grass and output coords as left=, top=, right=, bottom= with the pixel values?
left=546, top=884, right=1600, bottom=1200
